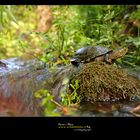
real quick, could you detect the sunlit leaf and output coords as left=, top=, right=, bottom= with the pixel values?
left=5, top=5, right=18, bottom=24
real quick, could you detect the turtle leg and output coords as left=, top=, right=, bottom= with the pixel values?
left=104, top=54, right=112, bottom=64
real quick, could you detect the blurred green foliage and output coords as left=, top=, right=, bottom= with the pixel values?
left=35, top=89, right=61, bottom=116
left=0, top=5, right=45, bottom=59
left=35, top=79, right=80, bottom=116
left=0, top=5, right=140, bottom=67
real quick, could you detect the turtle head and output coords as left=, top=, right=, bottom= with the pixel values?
left=110, top=47, right=128, bottom=60
left=71, top=47, right=89, bottom=67
left=70, top=57, right=80, bottom=67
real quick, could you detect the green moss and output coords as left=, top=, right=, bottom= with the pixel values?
left=70, top=62, right=140, bottom=103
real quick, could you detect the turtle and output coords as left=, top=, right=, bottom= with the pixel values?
left=70, top=46, right=128, bottom=66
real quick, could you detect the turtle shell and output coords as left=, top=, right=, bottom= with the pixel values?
left=71, top=46, right=112, bottom=64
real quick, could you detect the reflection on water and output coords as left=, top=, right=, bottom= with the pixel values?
left=76, top=100, right=140, bottom=117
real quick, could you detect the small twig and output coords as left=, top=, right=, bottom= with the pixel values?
left=50, top=99, right=64, bottom=109
left=129, top=105, right=140, bottom=117
left=50, top=99, right=68, bottom=114
left=129, top=111, right=140, bottom=117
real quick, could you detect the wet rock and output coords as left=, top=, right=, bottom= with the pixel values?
left=0, top=57, right=50, bottom=116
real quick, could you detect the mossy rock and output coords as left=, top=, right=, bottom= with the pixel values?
left=70, top=62, right=140, bottom=103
